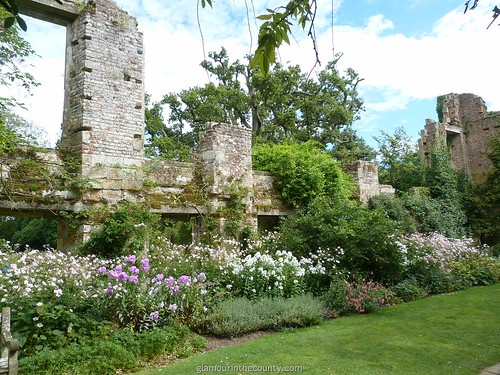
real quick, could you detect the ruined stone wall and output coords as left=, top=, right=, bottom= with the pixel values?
left=419, top=93, right=500, bottom=184
left=194, top=123, right=257, bottom=230
left=3, top=0, right=392, bottom=249
left=346, top=161, right=395, bottom=204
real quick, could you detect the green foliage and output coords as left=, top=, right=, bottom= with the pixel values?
left=278, top=197, right=404, bottom=283
left=418, top=141, right=469, bottom=237
left=148, top=49, right=366, bottom=161
left=0, top=217, right=57, bottom=248
left=1, top=8, right=36, bottom=110
left=206, top=295, right=324, bottom=338
left=368, top=194, right=416, bottom=233
left=322, top=275, right=393, bottom=315
left=18, top=325, right=206, bottom=375
left=253, top=141, right=353, bottom=207
left=1, top=1, right=27, bottom=31
left=250, top=0, right=317, bottom=76
left=401, top=188, right=467, bottom=238
left=374, top=126, right=422, bottom=192
left=391, top=278, right=428, bottom=303
left=321, top=275, right=352, bottom=316
left=465, top=138, right=500, bottom=246
left=79, top=201, right=154, bottom=258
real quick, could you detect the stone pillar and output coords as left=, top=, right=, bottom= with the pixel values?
left=57, top=0, right=145, bottom=247
left=346, top=161, right=394, bottom=204
left=194, top=123, right=257, bottom=237
left=61, top=0, right=145, bottom=205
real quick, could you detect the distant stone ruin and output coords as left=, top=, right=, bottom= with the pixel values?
left=419, top=93, right=500, bottom=184
left=0, top=0, right=392, bottom=250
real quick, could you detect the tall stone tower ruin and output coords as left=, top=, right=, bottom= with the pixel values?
left=419, top=93, right=500, bottom=184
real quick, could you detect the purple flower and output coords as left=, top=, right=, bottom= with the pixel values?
left=114, top=265, right=123, bottom=273
left=129, top=266, right=140, bottom=274
left=171, top=285, right=180, bottom=293
left=108, top=270, right=119, bottom=281
left=118, top=272, right=129, bottom=281
left=125, top=255, right=136, bottom=264
left=129, top=275, right=139, bottom=284
left=165, top=276, right=175, bottom=285
left=98, top=266, right=107, bottom=274
left=140, top=258, right=150, bottom=272
left=154, top=273, right=164, bottom=281
left=105, top=288, right=114, bottom=295
left=168, top=304, right=178, bottom=313
left=178, top=275, right=190, bottom=285
left=149, top=311, right=160, bottom=321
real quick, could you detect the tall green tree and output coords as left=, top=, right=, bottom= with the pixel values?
left=374, top=127, right=422, bottom=192
left=146, top=48, right=371, bottom=163
left=1, top=8, right=37, bottom=111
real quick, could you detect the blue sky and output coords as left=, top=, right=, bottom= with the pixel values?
left=4, top=0, right=500, bottom=149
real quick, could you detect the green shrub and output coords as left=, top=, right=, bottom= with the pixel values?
left=19, top=325, right=206, bottom=375
left=79, top=201, right=155, bottom=258
left=368, top=193, right=416, bottom=233
left=278, top=197, right=404, bottom=283
left=321, top=276, right=352, bottom=316
left=322, top=275, right=393, bottom=314
left=391, top=278, right=428, bottom=303
left=448, top=252, right=500, bottom=286
left=207, top=295, right=324, bottom=338
left=253, top=141, right=354, bottom=207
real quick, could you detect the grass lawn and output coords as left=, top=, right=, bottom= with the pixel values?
left=134, top=284, right=500, bottom=375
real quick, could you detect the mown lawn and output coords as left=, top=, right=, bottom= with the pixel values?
left=134, top=283, right=500, bottom=375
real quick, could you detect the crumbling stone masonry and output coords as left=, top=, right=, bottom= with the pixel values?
left=419, top=93, right=500, bottom=184
left=346, top=161, right=395, bottom=204
left=0, top=0, right=392, bottom=250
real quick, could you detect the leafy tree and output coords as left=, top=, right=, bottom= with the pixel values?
left=0, top=217, right=57, bottom=248
left=374, top=127, right=422, bottom=192
left=147, top=48, right=370, bottom=163
left=1, top=8, right=37, bottom=111
left=144, top=94, right=194, bottom=161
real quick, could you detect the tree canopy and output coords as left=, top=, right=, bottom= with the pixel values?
left=145, top=48, right=373, bottom=164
